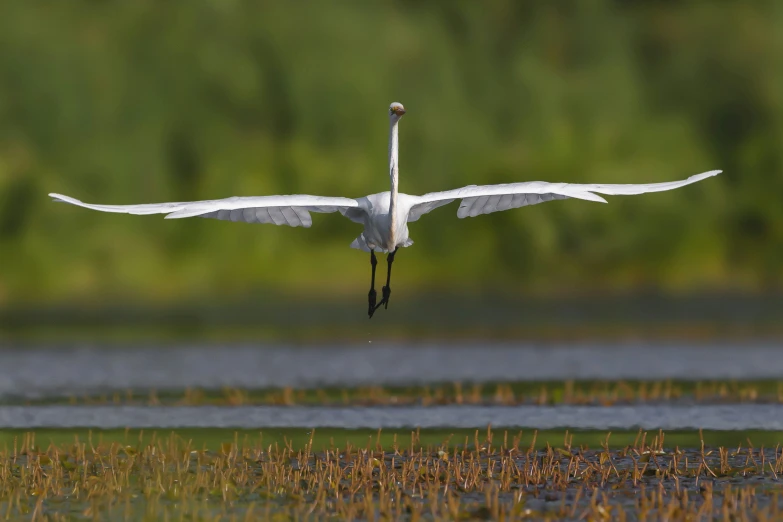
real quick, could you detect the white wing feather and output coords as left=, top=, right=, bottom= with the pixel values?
left=48, top=193, right=361, bottom=228
left=408, top=170, right=721, bottom=220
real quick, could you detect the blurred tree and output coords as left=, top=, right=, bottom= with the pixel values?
left=0, top=0, right=779, bottom=307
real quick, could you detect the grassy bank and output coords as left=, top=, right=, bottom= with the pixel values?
left=3, top=427, right=782, bottom=452
left=1, top=428, right=782, bottom=520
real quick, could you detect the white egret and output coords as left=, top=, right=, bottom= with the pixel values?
left=50, top=102, right=721, bottom=318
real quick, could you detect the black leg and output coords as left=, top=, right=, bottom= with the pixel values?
left=368, top=250, right=378, bottom=318
left=378, top=248, right=398, bottom=310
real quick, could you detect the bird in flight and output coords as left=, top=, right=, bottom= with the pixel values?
left=51, top=102, right=721, bottom=318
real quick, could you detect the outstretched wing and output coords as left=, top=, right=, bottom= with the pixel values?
left=407, top=170, right=721, bottom=221
left=49, top=193, right=362, bottom=228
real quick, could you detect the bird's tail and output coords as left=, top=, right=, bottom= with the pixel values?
left=350, top=235, right=371, bottom=252
left=350, top=235, right=413, bottom=253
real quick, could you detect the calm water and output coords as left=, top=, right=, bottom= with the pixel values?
left=1, top=404, right=782, bottom=430
left=0, top=342, right=780, bottom=398
left=0, top=343, right=781, bottom=430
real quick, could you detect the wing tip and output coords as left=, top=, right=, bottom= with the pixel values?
left=692, top=169, right=722, bottom=181
left=49, top=193, right=80, bottom=204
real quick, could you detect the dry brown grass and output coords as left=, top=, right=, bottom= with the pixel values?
left=1, top=428, right=782, bottom=520
left=42, top=379, right=783, bottom=408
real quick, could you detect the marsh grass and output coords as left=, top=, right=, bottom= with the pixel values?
left=17, top=379, right=783, bottom=408
left=2, top=428, right=783, bottom=520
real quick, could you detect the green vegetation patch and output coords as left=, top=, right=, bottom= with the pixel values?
left=15, top=379, right=783, bottom=407
left=3, top=427, right=783, bottom=452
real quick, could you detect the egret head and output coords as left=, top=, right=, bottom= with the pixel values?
left=389, top=102, right=406, bottom=121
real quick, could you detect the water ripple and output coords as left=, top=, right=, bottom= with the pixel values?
left=1, top=404, right=782, bottom=430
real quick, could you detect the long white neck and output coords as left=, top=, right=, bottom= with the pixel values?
left=388, top=118, right=400, bottom=250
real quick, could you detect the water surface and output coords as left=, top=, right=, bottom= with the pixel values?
left=0, top=342, right=780, bottom=398
left=2, top=403, right=783, bottom=430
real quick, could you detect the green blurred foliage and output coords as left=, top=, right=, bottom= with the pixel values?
left=1, top=0, right=782, bottom=307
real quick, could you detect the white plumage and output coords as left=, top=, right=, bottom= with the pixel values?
left=50, top=170, right=721, bottom=252
left=50, top=103, right=720, bottom=252
left=50, top=101, right=721, bottom=315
